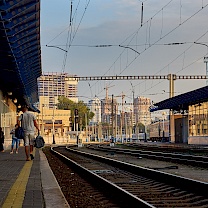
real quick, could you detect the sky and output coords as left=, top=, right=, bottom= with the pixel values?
left=40, top=0, right=208, bottom=111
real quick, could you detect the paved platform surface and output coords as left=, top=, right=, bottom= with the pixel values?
left=0, top=147, right=70, bottom=208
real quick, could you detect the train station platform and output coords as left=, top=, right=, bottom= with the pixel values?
left=0, top=147, right=70, bottom=208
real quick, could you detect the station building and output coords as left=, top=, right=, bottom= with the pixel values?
left=151, top=85, right=208, bottom=145
left=0, top=0, right=42, bottom=149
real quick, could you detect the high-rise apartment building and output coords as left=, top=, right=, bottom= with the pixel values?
left=37, top=72, right=78, bottom=108
left=101, top=97, right=118, bottom=124
left=36, top=72, right=78, bottom=139
left=134, top=96, right=151, bottom=126
left=88, top=98, right=101, bottom=124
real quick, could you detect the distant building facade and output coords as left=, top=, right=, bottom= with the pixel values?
left=88, top=98, right=101, bottom=124
left=101, top=97, right=118, bottom=124
left=37, top=72, right=78, bottom=141
left=134, top=96, right=151, bottom=126
left=37, top=72, right=78, bottom=108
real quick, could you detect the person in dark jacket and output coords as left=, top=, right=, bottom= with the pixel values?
left=0, top=127, right=5, bottom=152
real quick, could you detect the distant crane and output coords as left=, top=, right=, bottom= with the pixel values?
left=104, top=84, right=115, bottom=100
left=113, top=92, right=125, bottom=114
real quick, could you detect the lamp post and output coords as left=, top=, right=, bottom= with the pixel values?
left=52, top=105, right=55, bottom=144
left=144, top=115, right=147, bottom=142
left=74, top=109, right=79, bottom=145
left=130, top=108, right=133, bottom=141
left=162, top=112, right=166, bottom=142
left=85, top=113, right=88, bottom=142
left=120, top=110, right=123, bottom=143
left=41, top=104, right=44, bottom=135
left=130, top=82, right=135, bottom=140
left=125, top=112, right=128, bottom=142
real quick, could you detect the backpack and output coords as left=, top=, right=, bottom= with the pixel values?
left=16, top=127, right=25, bottom=139
left=34, top=135, right=45, bottom=148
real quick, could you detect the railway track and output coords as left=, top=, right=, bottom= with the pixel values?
left=88, top=144, right=208, bottom=168
left=125, top=143, right=208, bottom=155
left=52, top=146, right=208, bottom=208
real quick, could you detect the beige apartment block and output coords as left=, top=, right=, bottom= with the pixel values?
left=38, top=72, right=78, bottom=109
left=134, top=96, right=151, bottom=126
left=37, top=72, right=78, bottom=144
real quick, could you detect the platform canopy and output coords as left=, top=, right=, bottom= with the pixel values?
left=150, top=85, right=208, bottom=112
left=0, top=0, right=41, bottom=112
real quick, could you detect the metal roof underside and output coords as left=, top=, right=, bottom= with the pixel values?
left=150, top=85, right=208, bottom=112
left=0, top=0, right=41, bottom=112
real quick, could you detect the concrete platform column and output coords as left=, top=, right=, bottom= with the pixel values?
left=168, top=74, right=176, bottom=143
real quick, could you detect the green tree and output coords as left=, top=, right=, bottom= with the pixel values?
left=57, top=96, right=94, bottom=130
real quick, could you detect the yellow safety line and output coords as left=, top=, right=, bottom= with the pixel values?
left=2, top=149, right=36, bottom=208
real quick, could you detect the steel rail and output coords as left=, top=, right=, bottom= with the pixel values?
left=65, top=146, right=208, bottom=199
left=51, top=146, right=154, bottom=208
left=92, top=145, right=208, bottom=168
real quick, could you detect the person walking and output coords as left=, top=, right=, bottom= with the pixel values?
left=18, top=105, right=40, bottom=161
left=0, top=127, right=4, bottom=152
left=10, top=124, right=20, bottom=154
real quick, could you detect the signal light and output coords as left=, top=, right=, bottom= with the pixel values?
left=75, top=117, right=79, bottom=123
left=74, top=109, right=78, bottom=116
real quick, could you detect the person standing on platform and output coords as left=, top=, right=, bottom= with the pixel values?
left=0, top=127, right=4, bottom=152
left=10, top=124, right=20, bottom=154
left=18, top=105, right=40, bottom=161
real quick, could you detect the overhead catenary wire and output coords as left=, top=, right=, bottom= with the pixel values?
left=62, top=0, right=91, bottom=73
left=134, top=29, right=208, bottom=97
left=91, top=2, right=208, bottom=99
left=44, top=1, right=208, bottom=103
left=62, top=0, right=74, bottom=73
left=45, top=0, right=91, bottom=73
left=79, top=0, right=179, bottom=96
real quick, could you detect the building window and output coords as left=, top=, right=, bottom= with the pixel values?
left=189, top=102, right=208, bottom=136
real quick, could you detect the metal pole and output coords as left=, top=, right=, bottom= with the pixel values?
left=162, top=115, right=165, bottom=142
left=144, top=114, right=147, bottom=142
left=120, top=111, right=122, bottom=142
left=115, top=106, right=117, bottom=141
left=204, top=57, right=208, bottom=86
left=41, top=104, right=44, bottom=135
left=52, top=106, right=55, bottom=144
left=111, top=94, right=114, bottom=140
left=76, top=123, right=78, bottom=145
left=73, top=115, right=75, bottom=131
left=3, top=113, right=5, bottom=134
left=85, top=113, right=88, bottom=142
left=125, top=112, right=127, bottom=142
left=168, top=74, right=176, bottom=143
left=131, top=109, right=133, bottom=140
